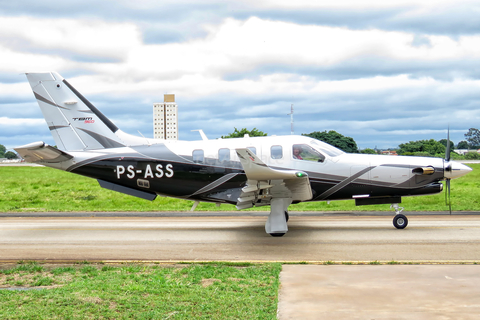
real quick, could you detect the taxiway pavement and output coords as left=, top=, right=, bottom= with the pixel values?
left=1, top=213, right=479, bottom=262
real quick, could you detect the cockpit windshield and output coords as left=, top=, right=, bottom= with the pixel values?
left=293, top=144, right=325, bottom=162
left=309, top=140, right=345, bottom=157
left=292, top=140, right=344, bottom=162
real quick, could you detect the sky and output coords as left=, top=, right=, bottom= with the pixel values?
left=1, top=0, right=480, bottom=151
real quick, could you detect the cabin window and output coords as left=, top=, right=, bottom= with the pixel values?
left=247, top=147, right=256, bottom=155
left=192, top=149, right=204, bottom=163
left=292, top=144, right=325, bottom=162
left=271, top=145, right=283, bottom=159
left=218, top=148, right=230, bottom=162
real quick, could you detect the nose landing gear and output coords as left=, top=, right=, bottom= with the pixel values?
left=391, top=203, right=408, bottom=229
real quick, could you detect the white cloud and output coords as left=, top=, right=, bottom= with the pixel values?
left=249, top=0, right=474, bottom=10
left=0, top=117, right=44, bottom=125
left=0, top=46, right=70, bottom=74
left=0, top=80, right=33, bottom=97
left=86, top=17, right=480, bottom=82
left=0, top=17, right=141, bottom=65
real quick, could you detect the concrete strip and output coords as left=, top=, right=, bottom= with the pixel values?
left=278, top=265, right=480, bottom=319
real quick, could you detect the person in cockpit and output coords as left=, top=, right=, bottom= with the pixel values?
left=293, top=145, right=303, bottom=160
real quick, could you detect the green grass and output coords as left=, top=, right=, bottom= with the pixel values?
left=0, top=262, right=281, bottom=319
left=1, top=164, right=479, bottom=212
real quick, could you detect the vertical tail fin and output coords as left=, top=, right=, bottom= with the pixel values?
left=26, top=72, right=126, bottom=151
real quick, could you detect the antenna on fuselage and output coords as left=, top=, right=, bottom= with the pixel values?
left=137, top=130, right=151, bottom=146
left=191, top=129, right=208, bottom=141
left=287, top=104, right=294, bottom=135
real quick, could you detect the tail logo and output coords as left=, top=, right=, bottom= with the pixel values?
left=73, top=117, right=95, bottom=124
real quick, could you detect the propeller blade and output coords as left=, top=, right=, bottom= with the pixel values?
left=444, top=178, right=448, bottom=204
left=444, top=127, right=452, bottom=214
left=445, top=126, right=451, bottom=162
left=447, top=178, right=452, bottom=215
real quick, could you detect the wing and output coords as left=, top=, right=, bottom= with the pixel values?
left=235, top=148, right=312, bottom=209
left=14, top=141, right=73, bottom=163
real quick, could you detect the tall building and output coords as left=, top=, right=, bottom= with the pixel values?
left=153, top=94, right=178, bottom=140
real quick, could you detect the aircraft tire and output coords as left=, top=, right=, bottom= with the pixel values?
left=393, top=214, right=408, bottom=229
left=285, top=211, right=289, bottom=222
left=269, top=233, right=286, bottom=237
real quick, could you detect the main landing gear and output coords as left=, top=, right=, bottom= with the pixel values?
left=391, top=203, right=408, bottom=229
left=269, top=211, right=289, bottom=237
left=266, top=198, right=291, bottom=237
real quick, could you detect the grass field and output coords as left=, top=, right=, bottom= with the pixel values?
left=0, top=164, right=479, bottom=212
left=0, top=262, right=281, bottom=319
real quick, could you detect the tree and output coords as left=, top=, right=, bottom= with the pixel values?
left=4, top=151, right=17, bottom=159
left=303, top=130, right=358, bottom=153
left=457, top=141, right=469, bottom=149
left=398, top=139, right=446, bottom=157
left=465, top=128, right=480, bottom=148
left=0, top=144, right=5, bottom=158
left=221, top=128, right=267, bottom=139
left=464, top=151, right=480, bottom=160
left=360, top=148, right=377, bottom=154
left=438, top=139, right=455, bottom=149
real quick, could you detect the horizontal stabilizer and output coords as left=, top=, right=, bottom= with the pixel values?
left=14, top=141, right=73, bottom=163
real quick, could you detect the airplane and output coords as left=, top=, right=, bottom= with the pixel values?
left=15, top=72, right=472, bottom=237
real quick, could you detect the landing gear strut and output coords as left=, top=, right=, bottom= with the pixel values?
left=391, top=203, right=408, bottom=229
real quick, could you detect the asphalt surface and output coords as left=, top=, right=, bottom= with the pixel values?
left=1, top=210, right=479, bottom=218
left=1, top=213, right=480, bottom=262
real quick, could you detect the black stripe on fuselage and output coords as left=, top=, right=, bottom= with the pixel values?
left=189, top=173, right=240, bottom=196
left=314, top=166, right=376, bottom=200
